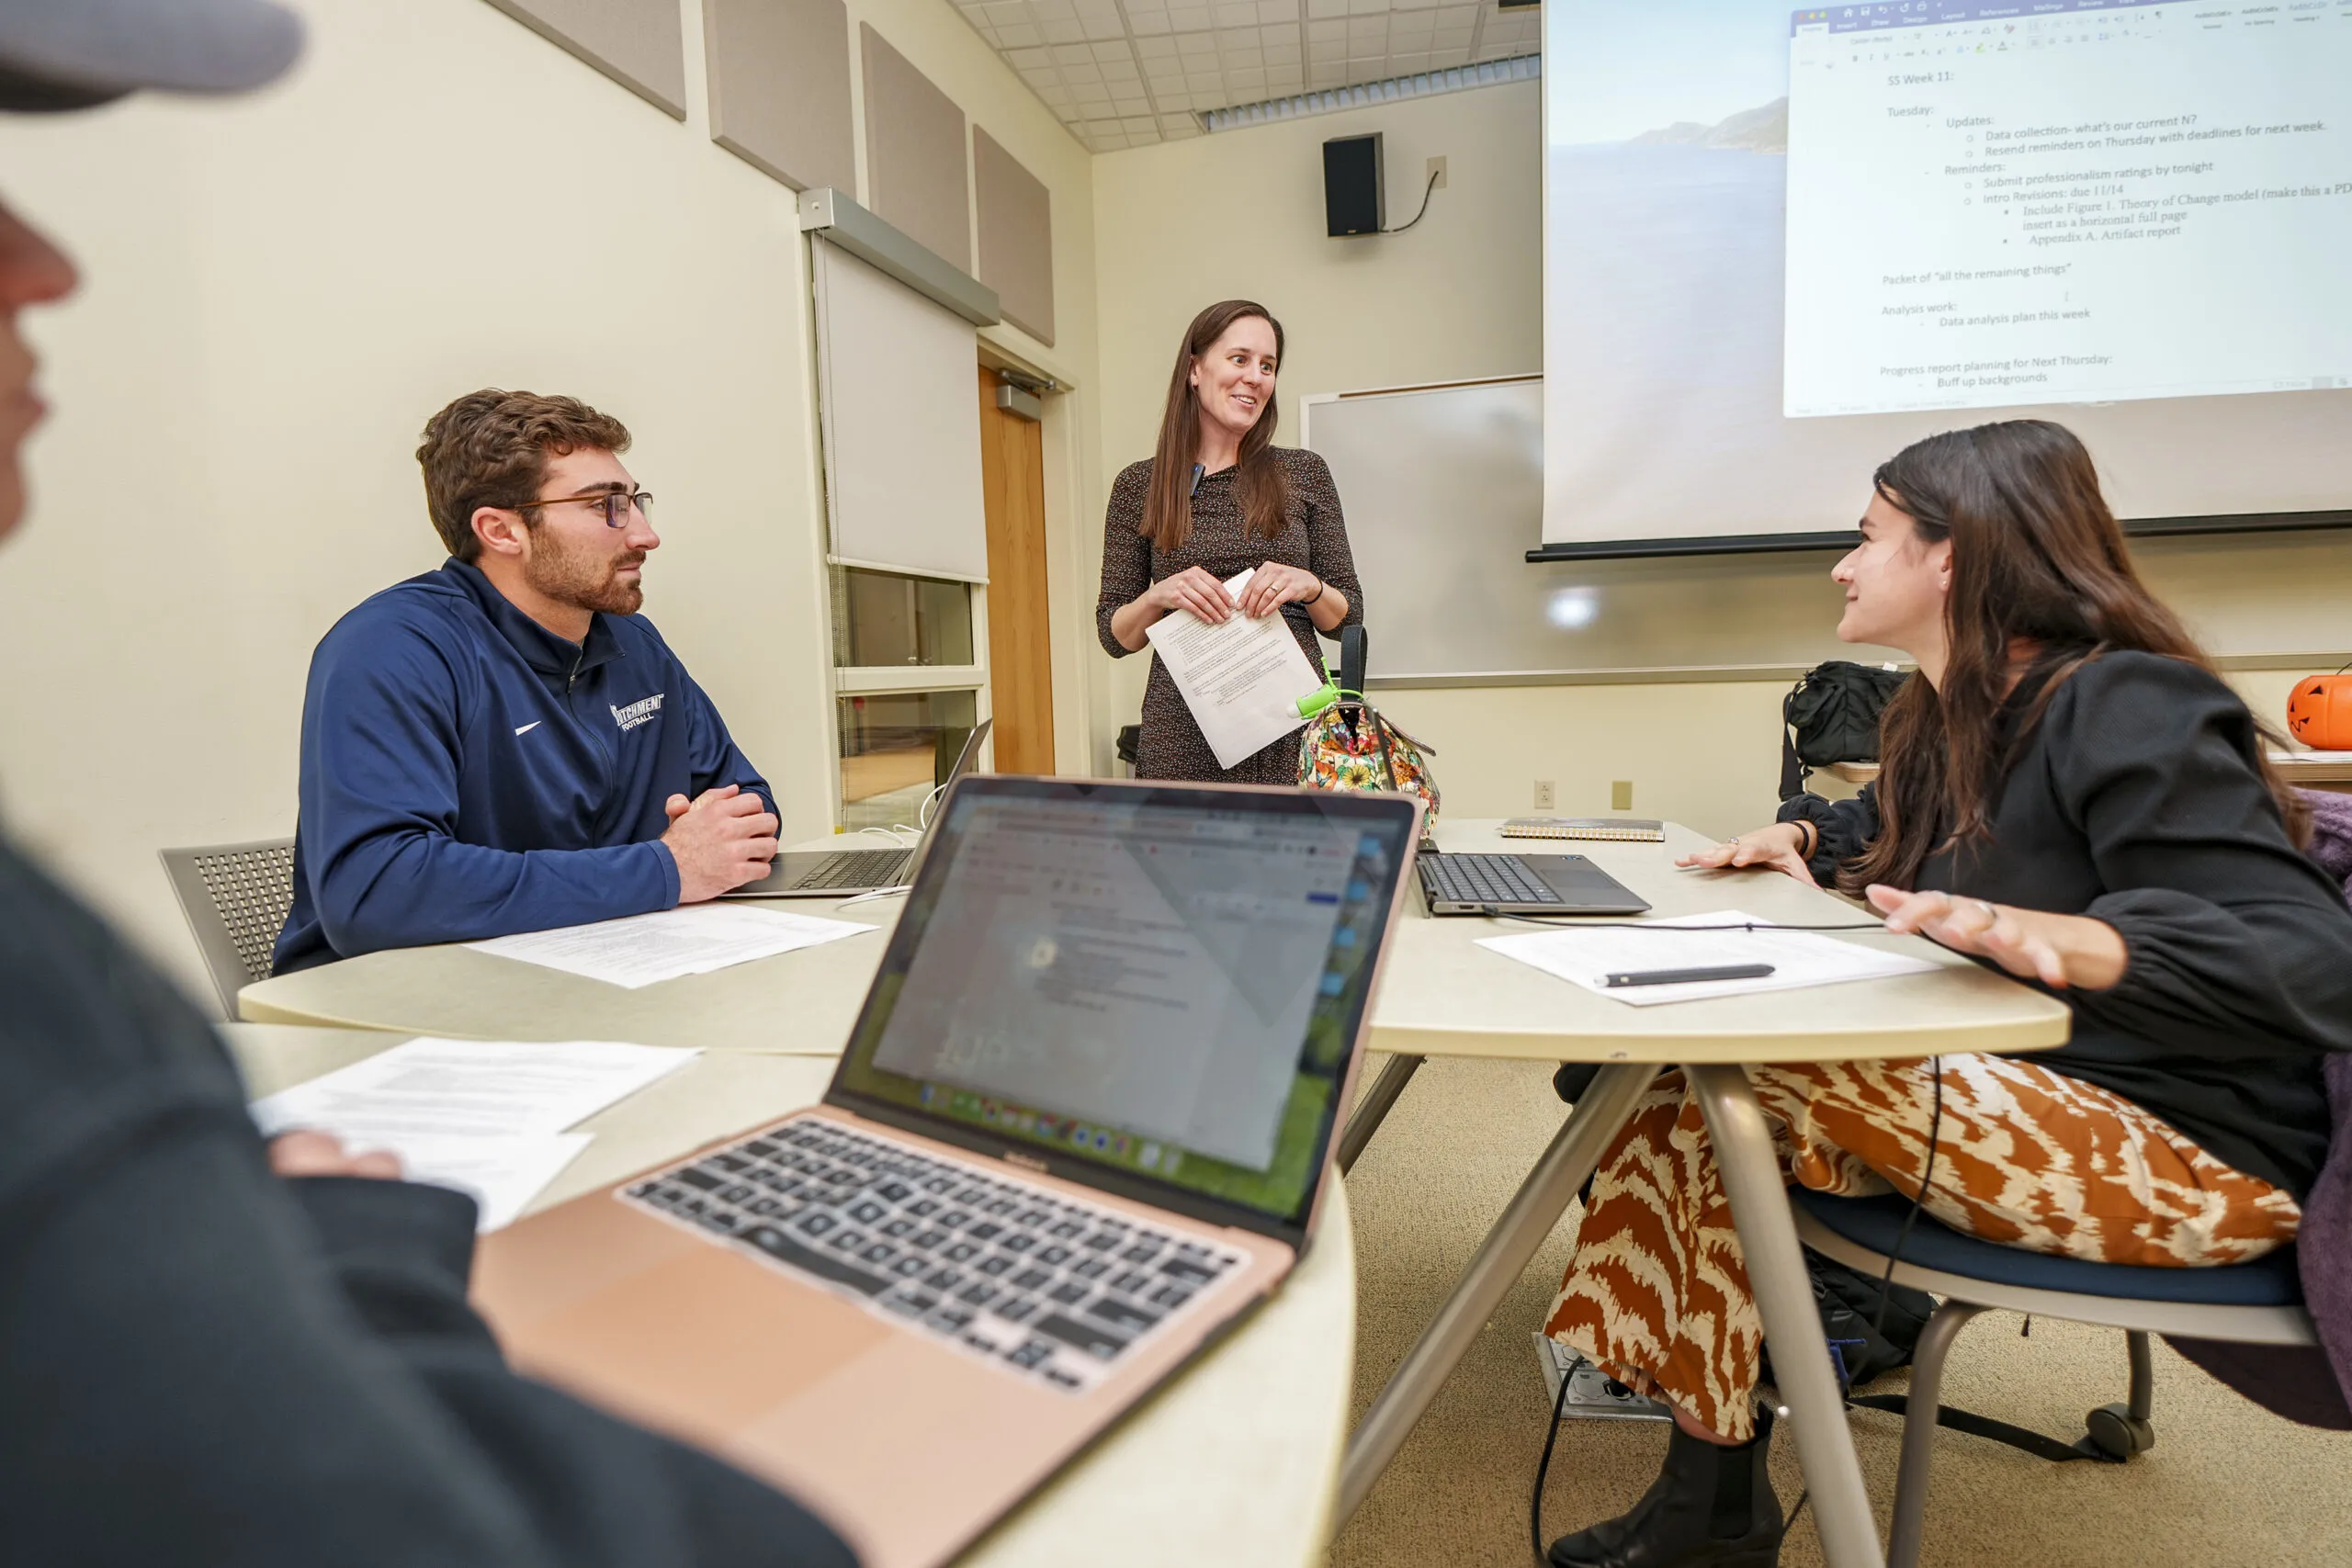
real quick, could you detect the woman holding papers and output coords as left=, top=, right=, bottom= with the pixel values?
left=1537, top=420, right=2352, bottom=1568
left=1097, top=299, right=1363, bottom=784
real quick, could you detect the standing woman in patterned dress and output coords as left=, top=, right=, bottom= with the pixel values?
left=1097, top=299, right=1363, bottom=784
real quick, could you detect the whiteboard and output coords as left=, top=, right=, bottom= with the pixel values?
left=1301, top=377, right=2352, bottom=685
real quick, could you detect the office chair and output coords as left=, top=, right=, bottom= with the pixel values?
left=1790, top=1187, right=2324, bottom=1568
left=158, top=837, right=297, bottom=1019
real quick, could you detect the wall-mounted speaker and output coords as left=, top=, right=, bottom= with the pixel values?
left=1323, top=132, right=1385, bottom=237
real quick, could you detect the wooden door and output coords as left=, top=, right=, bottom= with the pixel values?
left=977, top=365, right=1055, bottom=773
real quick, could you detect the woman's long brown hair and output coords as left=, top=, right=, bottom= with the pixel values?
left=1844, top=419, right=2308, bottom=894
left=1140, top=299, right=1291, bottom=552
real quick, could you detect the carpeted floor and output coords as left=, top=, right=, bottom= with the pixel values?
left=1330, top=1055, right=2352, bottom=1568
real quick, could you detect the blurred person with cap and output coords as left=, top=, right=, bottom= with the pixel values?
left=0, top=5, right=854, bottom=1564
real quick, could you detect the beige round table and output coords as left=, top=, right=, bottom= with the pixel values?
left=227, top=1022, right=1353, bottom=1568
left=233, top=818, right=2071, bottom=1568
left=237, top=824, right=2061, bottom=1063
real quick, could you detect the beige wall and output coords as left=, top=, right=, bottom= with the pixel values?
left=1087, top=82, right=2342, bottom=839
left=0, top=0, right=1099, bottom=1010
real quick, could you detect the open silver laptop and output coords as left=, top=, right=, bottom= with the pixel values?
left=474, top=777, right=1423, bottom=1567
left=726, top=719, right=991, bottom=899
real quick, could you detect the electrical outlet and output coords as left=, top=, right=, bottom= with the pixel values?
left=1533, top=779, right=1556, bottom=810
left=1427, top=155, right=1448, bottom=189
left=1611, top=780, right=1634, bottom=811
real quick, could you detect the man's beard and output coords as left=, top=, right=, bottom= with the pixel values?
left=526, top=530, right=644, bottom=617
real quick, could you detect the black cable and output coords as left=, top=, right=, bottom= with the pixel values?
left=1530, top=1343, right=1577, bottom=1565
left=1872, top=1058, right=1944, bottom=1340
left=1488, top=913, right=1888, bottom=933
left=1384, top=169, right=1441, bottom=234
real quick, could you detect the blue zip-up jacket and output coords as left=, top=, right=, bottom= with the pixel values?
left=273, top=560, right=772, bottom=974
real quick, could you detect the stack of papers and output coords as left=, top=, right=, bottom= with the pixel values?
left=250, top=1038, right=699, bottom=1229
left=1143, top=568, right=1329, bottom=770
left=466, top=904, right=875, bottom=988
left=1477, top=909, right=1938, bottom=1007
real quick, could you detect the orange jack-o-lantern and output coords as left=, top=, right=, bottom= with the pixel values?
left=2286, top=675, right=2352, bottom=751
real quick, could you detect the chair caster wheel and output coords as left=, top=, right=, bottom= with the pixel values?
left=2084, top=1403, right=2154, bottom=1460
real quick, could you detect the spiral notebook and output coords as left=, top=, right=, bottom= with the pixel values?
left=1498, top=817, right=1666, bottom=843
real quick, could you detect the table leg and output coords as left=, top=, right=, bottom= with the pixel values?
left=1337, top=1061, right=1657, bottom=1525
left=1337, top=1053, right=1424, bottom=1175
left=1685, top=1064, right=1885, bottom=1568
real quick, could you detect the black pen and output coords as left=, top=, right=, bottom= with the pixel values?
left=1603, top=963, right=1777, bottom=988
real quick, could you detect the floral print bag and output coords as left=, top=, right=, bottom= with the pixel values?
left=1295, top=627, right=1440, bottom=829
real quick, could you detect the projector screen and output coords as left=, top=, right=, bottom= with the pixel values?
left=1541, top=0, right=2352, bottom=551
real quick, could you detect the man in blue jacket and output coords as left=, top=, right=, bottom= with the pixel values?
left=275, top=389, right=780, bottom=972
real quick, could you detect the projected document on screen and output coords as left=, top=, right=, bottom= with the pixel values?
left=1786, top=2, right=2352, bottom=417
left=1540, top=0, right=2352, bottom=546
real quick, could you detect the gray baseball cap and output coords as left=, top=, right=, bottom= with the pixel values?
left=0, top=0, right=303, bottom=112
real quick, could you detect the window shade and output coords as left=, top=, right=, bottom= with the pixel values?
left=810, top=237, right=989, bottom=582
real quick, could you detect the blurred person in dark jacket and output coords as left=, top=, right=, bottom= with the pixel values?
left=0, top=5, right=853, bottom=1563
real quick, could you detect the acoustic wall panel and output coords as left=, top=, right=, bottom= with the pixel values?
left=859, top=26, right=971, bottom=275
left=810, top=240, right=989, bottom=582
left=481, top=0, right=686, bottom=118
left=704, top=0, right=854, bottom=193
left=972, top=129, right=1054, bottom=348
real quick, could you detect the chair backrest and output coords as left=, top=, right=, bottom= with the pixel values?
left=158, top=838, right=296, bottom=1019
left=2301, top=1052, right=2352, bottom=1404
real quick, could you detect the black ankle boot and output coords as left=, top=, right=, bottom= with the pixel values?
left=1547, top=1404, right=1785, bottom=1568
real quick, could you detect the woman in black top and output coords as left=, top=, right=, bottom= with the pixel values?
left=1542, top=421, right=2352, bottom=1568
left=1097, top=299, right=1363, bottom=784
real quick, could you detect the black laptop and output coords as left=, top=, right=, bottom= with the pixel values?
left=1416, top=849, right=1650, bottom=917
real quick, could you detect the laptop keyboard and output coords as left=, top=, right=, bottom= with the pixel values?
left=623, top=1118, right=1246, bottom=1393
left=794, top=848, right=911, bottom=889
left=1419, top=852, right=1564, bottom=907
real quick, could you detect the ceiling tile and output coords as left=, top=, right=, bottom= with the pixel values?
left=956, top=0, right=1543, bottom=147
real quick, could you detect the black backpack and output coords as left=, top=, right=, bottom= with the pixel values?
left=1780, top=660, right=1907, bottom=799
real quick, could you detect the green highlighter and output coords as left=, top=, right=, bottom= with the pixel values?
left=1294, top=680, right=1342, bottom=718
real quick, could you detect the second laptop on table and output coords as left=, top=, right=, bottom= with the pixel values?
left=725, top=719, right=992, bottom=899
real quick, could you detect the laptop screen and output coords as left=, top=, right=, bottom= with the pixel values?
left=831, top=779, right=1417, bottom=1230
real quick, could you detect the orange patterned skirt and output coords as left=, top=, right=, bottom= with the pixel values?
left=1543, top=1055, right=2301, bottom=1441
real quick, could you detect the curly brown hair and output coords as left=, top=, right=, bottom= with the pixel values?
left=416, top=389, right=632, bottom=562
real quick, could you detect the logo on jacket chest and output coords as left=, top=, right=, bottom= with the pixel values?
left=610, top=692, right=665, bottom=732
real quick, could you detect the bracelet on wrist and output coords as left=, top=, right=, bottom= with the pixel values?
left=1304, top=577, right=1325, bottom=607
